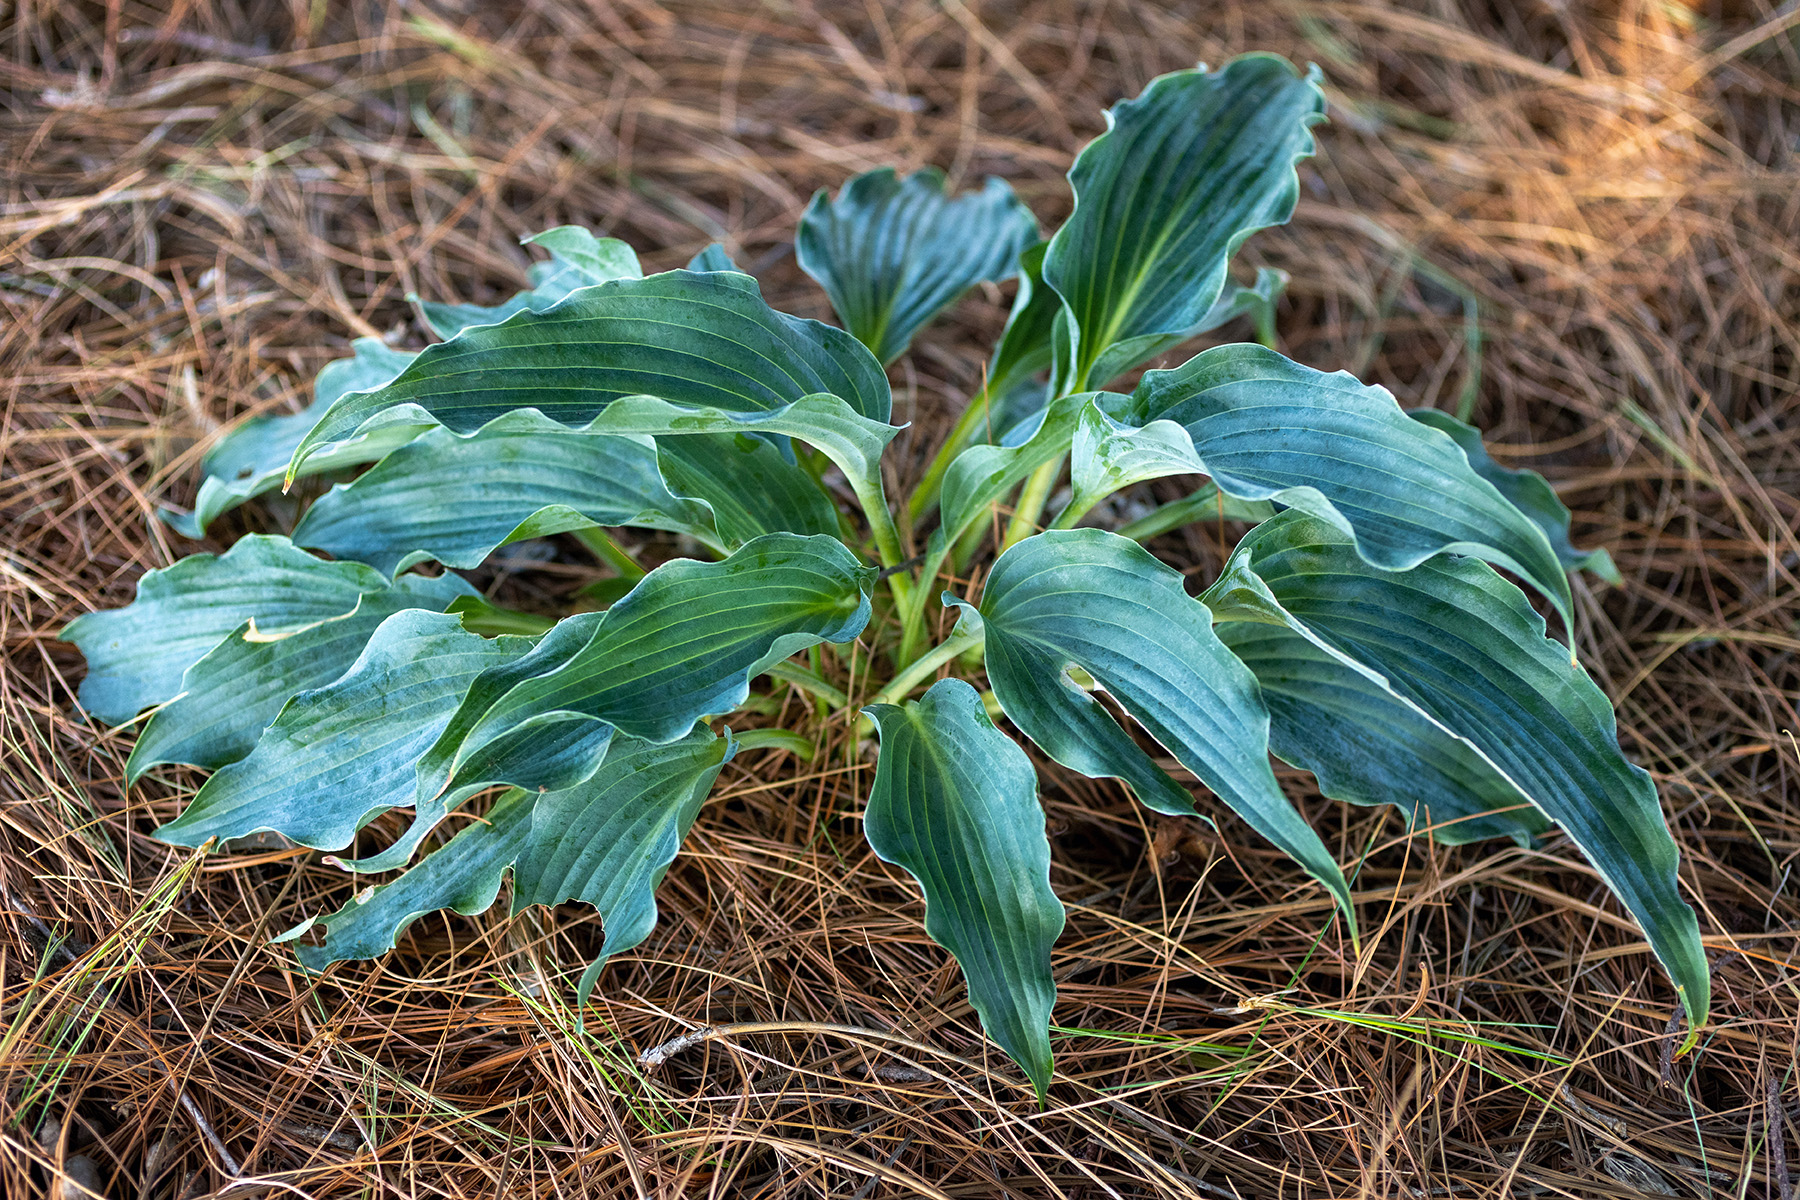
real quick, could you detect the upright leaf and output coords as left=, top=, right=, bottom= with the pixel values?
left=292, top=411, right=720, bottom=575
left=1124, top=344, right=1575, bottom=628
left=166, top=339, right=422, bottom=538
left=1044, top=55, right=1324, bottom=391
left=1407, top=407, right=1621, bottom=584
left=357, top=534, right=874, bottom=873
left=415, top=226, right=642, bottom=339
left=125, top=571, right=475, bottom=780
left=863, top=679, right=1063, bottom=1100
left=62, top=536, right=404, bottom=724
left=291, top=727, right=732, bottom=1005
left=156, top=610, right=532, bottom=850
left=798, top=167, right=1038, bottom=364
left=1218, top=510, right=1708, bottom=1035
left=971, top=529, right=1356, bottom=934
left=289, top=269, right=892, bottom=478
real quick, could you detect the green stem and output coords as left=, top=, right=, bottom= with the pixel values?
left=570, top=526, right=648, bottom=578
left=847, top=475, right=915, bottom=646
left=865, top=632, right=982, bottom=709
left=1114, top=484, right=1278, bottom=542
left=949, top=509, right=990, bottom=574
left=730, top=728, right=817, bottom=761
left=449, top=596, right=556, bottom=637
left=1048, top=492, right=1097, bottom=531
left=764, top=661, right=849, bottom=709
left=896, top=540, right=951, bottom=666
left=907, top=379, right=996, bottom=528
left=1114, top=485, right=1218, bottom=542
left=1252, top=296, right=1280, bottom=351
left=1001, top=456, right=1062, bottom=551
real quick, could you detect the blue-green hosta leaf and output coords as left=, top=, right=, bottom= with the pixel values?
left=156, top=610, right=532, bottom=850
left=415, top=226, right=642, bottom=339
left=1209, top=620, right=1551, bottom=846
left=291, top=411, right=720, bottom=575
left=291, top=727, right=732, bottom=1004
left=798, top=167, right=1038, bottom=364
left=1066, top=392, right=1202, bottom=520
left=1044, top=55, right=1324, bottom=391
left=125, top=571, right=475, bottom=781
left=655, top=434, right=840, bottom=545
left=165, top=339, right=422, bottom=538
left=685, top=243, right=741, bottom=273
left=348, top=534, right=874, bottom=874
left=1407, top=407, right=1621, bottom=584
left=1127, top=344, right=1575, bottom=629
left=62, top=536, right=405, bottom=724
left=1218, top=509, right=1708, bottom=1035
left=969, top=529, right=1356, bottom=933
left=289, top=270, right=892, bottom=479
left=862, top=679, right=1063, bottom=1101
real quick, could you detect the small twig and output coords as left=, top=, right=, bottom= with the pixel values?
left=875, top=552, right=925, bottom=581
left=1658, top=1006, right=1683, bottom=1087
left=1772, top=1074, right=1794, bottom=1200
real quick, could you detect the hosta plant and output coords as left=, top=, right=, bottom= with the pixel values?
left=65, top=54, right=1706, bottom=1099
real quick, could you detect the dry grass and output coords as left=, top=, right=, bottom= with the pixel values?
left=3, top=1, right=1798, bottom=1196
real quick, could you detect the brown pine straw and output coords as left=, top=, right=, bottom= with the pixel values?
left=2, top=1, right=1796, bottom=1196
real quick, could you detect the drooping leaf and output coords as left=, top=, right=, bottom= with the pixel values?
left=1217, top=509, right=1708, bottom=1035
left=798, top=167, right=1038, bottom=364
left=655, top=433, right=841, bottom=545
left=125, top=571, right=475, bottom=780
left=862, top=678, right=1063, bottom=1100
left=1043, top=55, right=1324, bottom=391
left=352, top=533, right=873, bottom=874
left=1122, top=343, right=1575, bottom=628
left=289, top=269, right=893, bottom=479
left=685, top=243, right=741, bottom=273
left=291, top=411, right=721, bottom=575
left=165, top=339, right=422, bottom=538
left=291, top=727, right=732, bottom=1003
left=156, top=610, right=532, bottom=850
left=285, top=786, right=535, bottom=965
left=62, top=536, right=410, bottom=725
left=415, top=226, right=642, bottom=339
left=968, top=528, right=1356, bottom=933
left=1209, top=620, right=1551, bottom=846
left=512, top=728, right=732, bottom=999
left=1407, top=407, right=1621, bottom=584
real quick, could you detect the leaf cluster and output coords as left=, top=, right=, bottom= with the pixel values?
left=63, top=55, right=1705, bottom=1101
